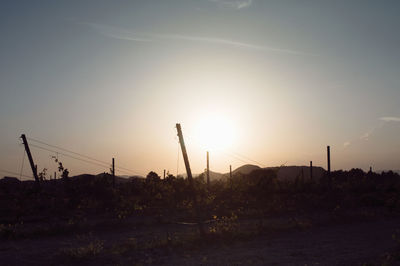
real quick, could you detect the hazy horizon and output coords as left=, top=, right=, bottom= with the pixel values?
left=1, top=0, right=400, bottom=180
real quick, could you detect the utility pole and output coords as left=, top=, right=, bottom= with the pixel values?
left=310, top=161, right=313, bottom=181
left=327, top=146, right=331, bottom=176
left=176, top=123, right=204, bottom=236
left=112, top=158, right=115, bottom=187
left=163, top=169, right=166, bottom=179
left=20, top=134, right=39, bottom=184
left=206, top=151, right=210, bottom=187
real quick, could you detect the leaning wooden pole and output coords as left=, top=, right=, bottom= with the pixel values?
left=20, top=134, right=40, bottom=184
left=176, top=123, right=205, bottom=235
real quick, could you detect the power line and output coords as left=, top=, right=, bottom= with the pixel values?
left=185, top=135, right=266, bottom=168
left=0, top=168, right=33, bottom=179
left=223, top=149, right=266, bottom=168
left=29, top=143, right=141, bottom=176
left=26, top=137, right=143, bottom=176
left=27, top=137, right=111, bottom=166
left=29, top=143, right=110, bottom=169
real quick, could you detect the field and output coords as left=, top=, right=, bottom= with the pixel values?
left=1, top=168, right=400, bottom=265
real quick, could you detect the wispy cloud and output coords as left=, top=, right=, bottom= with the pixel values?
left=80, top=22, right=314, bottom=56
left=360, top=132, right=370, bottom=141
left=380, top=116, right=400, bottom=122
left=360, top=117, right=399, bottom=141
left=343, top=141, right=351, bottom=148
left=84, top=22, right=151, bottom=42
left=209, top=0, right=253, bottom=9
left=156, top=33, right=308, bottom=55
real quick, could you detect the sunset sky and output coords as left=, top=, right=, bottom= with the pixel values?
left=1, top=0, right=400, bottom=179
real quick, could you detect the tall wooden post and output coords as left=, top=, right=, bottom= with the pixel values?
left=176, top=123, right=204, bottom=235
left=230, top=165, right=233, bottom=190
left=206, top=151, right=210, bottom=187
left=176, top=124, right=193, bottom=182
left=163, top=169, right=166, bottom=179
left=112, top=158, right=115, bottom=187
left=310, top=161, right=313, bottom=181
left=327, top=146, right=331, bottom=176
left=20, top=134, right=39, bottom=184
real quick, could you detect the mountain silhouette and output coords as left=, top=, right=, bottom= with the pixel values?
left=203, top=164, right=326, bottom=181
left=232, top=164, right=261, bottom=175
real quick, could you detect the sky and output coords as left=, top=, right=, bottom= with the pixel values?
left=1, top=0, right=400, bottom=179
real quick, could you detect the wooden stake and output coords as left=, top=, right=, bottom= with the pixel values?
left=327, top=146, right=331, bottom=176
left=230, top=165, right=233, bottom=190
left=112, top=158, right=115, bottom=187
left=310, top=161, right=313, bottom=181
left=206, top=151, right=210, bottom=187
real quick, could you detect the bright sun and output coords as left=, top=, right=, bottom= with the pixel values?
left=193, top=115, right=236, bottom=151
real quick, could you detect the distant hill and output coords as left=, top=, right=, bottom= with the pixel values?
left=0, top=176, right=20, bottom=185
left=208, top=170, right=224, bottom=181
left=198, top=164, right=326, bottom=182
left=232, top=164, right=261, bottom=175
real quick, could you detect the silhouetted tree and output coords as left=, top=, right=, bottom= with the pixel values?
left=146, top=171, right=160, bottom=181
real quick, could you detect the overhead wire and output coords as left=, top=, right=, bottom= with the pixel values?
left=0, top=168, right=33, bottom=179
left=221, top=149, right=266, bottom=168
left=26, top=137, right=143, bottom=176
left=28, top=143, right=139, bottom=176
left=184, top=134, right=267, bottom=168
left=24, top=127, right=267, bottom=179
left=27, top=137, right=112, bottom=165
left=29, top=143, right=110, bottom=169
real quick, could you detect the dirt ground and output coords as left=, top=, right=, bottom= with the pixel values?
left=1, top=213, right=399, bottom=265
left=162, top=218, right=400, bottom=266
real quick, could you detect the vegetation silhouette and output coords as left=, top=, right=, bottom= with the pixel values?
left=2, top=165, right=400, bottom=264
left=1, top=166, right=400, bottom=228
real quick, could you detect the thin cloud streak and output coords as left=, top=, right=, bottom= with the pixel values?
left=380, top=116, right=400, bottom=122
left=155, top=33, right=311, bottom=56
left=360, top=117, right=398, bottom=141
left=84, top=22, right=151, bottom=42
left=81, top=22, right=315, bottom=56
left=209, top=0, right=253, bottom=10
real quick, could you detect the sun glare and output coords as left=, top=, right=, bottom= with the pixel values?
left=193, top=115, right=236, bottom=151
